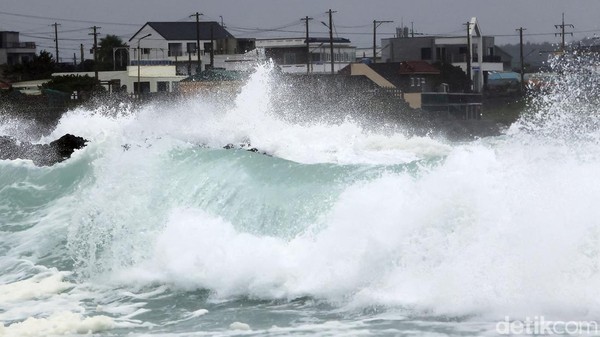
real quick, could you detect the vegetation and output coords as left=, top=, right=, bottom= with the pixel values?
left=2, top=50, right=56, bottom=82
left=432, top=62, right=470, bottom=92
left=41, top=74, right=103, bottom=94
left=96, top=35, right=129, bottom=71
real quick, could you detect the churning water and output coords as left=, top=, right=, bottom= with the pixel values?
left=2, top=56, right=600, bottom=336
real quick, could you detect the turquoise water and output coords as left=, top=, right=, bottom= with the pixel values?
left=2, top=60, right=600, bottom=336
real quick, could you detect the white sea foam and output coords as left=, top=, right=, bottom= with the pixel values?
left=0, top=311, right=115, bottom=337
left=4, top=53, right=600, bottom=336
left=114, top=133, right=600, bottom=320
left=0, top=272, right=72, bottom=303
left=39, top=63, right=447, bottom=166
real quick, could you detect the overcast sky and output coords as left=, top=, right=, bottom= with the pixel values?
left=2, top=0, right=600, bottom=62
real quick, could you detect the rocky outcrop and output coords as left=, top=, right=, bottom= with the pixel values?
left=0, top=134, right=88, bottom=166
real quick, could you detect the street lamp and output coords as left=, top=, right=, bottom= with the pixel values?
left=137, top=33, right=152, bottom=98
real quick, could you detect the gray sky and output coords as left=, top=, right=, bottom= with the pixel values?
left=2, top=0, right=600, bottom=62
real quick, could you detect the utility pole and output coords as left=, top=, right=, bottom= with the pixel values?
left=554, top=13, right=574, bottom=53
left=327, top=9, right=336, bottom=74
left=190, top=12, right=203, bottom=73
left=411, top=21, right=414, bottom=38
left=52, top=23, right=60, bottom=63
left=301, top=16, right=313, bottom=74
left=516, top=27, right=526, bottom=91
left=464, top=21, right=472, bottom=92
left=209, top=23, right=214, bottom=69
left=89, top=26, right=101, bottom=80
left=80, top=44, right=84, bottom=68
left=220, top=15, right=228, bottom=54
left=373, top=20, right=393, bottom=63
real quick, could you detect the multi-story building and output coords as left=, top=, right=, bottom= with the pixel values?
left=255, top=37, right=356, bottom=74
left=0, top=31, right=36, bottom=65
left=129, top=21, right=256, bottom=75
left=381, top=17, right=511, bottom=92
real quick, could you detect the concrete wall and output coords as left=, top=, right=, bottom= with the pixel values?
left=381, top=37, right=435, bottom=63
left=403, top=93, right=422, bottom=109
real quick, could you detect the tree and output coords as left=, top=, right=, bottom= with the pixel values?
left=96, top=35, right=129, bottom=71
left=2, top=50, right=56, bottom=81
left=42, top=74, right=103, bottom=94
left=432, top=62, right=470, bottom=92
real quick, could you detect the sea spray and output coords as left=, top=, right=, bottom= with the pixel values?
left=2, top=52, right=600, bottom=335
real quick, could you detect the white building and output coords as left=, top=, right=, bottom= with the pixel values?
left=129, top=21, right=256, bottom=75
left=52, top=66, right=186, bottom=95
left=255, top=37, right=356, bottom=74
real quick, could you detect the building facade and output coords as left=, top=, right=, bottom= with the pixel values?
left=255, top=37, right=356, bottom=74
left=0, top=31, right=36, bottom=65
left=129, top=22, right=256, bottom=75
left=381, top=18, right=509, bottom=92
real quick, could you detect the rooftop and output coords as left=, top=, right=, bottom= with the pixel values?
left=130, top=22, right=234, bottom=42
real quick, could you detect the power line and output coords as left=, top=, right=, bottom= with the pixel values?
left=0, top=10, right=140, bottom=26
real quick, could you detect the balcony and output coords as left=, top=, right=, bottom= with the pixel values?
left=5, top=42, right=36, bottom=49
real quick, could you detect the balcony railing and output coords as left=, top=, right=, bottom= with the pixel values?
left=483, top=55, right=502, bottom=62
left=5, top=42, right=36, bottom=49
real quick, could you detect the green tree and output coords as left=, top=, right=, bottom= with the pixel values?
left=97, top=35, right=129, bottom=71
left=2, top=50, right=56, bottom=81
left=42, top=74, right=103, bottom=94
left=432, top=62, right=470, bottom=92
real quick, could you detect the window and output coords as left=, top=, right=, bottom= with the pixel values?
left=283, top=52, right=296, bottom=64
left=157, top=81, right=169, bottom=92
left=187, top=43, right=197, bottom=55
left=168, top=43, right=182, bottom=57
left=421, top=47, right=432, bottom=60
left=204, top=42, right=213, bottom=52
left=436, top=47, right=447, bottom=62
left=133, top=82, right=150, bottom=94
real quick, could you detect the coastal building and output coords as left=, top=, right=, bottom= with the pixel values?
left=0, top=31, right=36, bottom=65
left=128, top=21, right=256, bottom=74
left=341, top=60, right=482, bottom=119
left=51, top=66, right=187, bottom=95
left=380, top=17, right=510, bottom=92
left=255, top=37, right=356, bottom=73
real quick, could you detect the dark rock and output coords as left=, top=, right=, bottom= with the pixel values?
left=0, top=134, right=88, bottom=166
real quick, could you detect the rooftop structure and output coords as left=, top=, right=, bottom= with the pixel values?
left=0, top=31, right=36, bottom=66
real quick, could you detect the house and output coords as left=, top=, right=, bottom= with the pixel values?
left=51, top=67, right=187, bottom=96
left=129, top=22, right=256, bottom=75
left=381, top=17, right=510, bottom=92
left=341, top=60, right=482, bottom=119
left=255, top=37, right=356, bottom=73
left=0, top=31, right=36, bottom=65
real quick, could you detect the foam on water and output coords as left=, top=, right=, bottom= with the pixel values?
left=2, top=54, right=600, bottom=335
left=0, top=311, right=115, bottom=337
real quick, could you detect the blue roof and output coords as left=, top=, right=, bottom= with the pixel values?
left=488, top=72, right=521, bottom=81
